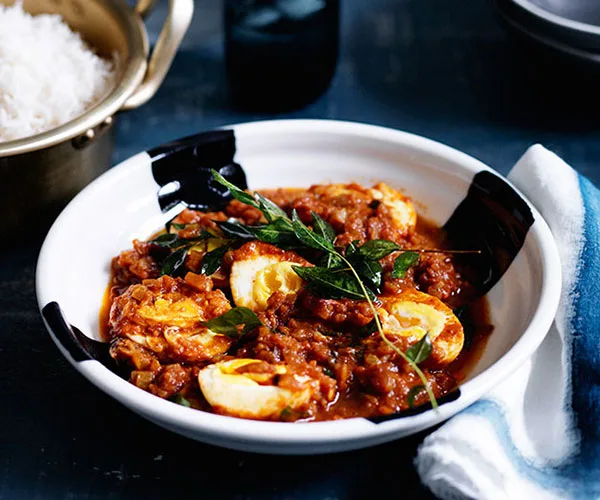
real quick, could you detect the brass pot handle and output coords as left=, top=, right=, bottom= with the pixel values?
left=136, top=0, right=159, bottom=18
left=122, top=0, right=194, bottom=110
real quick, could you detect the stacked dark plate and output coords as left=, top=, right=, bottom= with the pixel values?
left=495, top=0, right=600, bottom=64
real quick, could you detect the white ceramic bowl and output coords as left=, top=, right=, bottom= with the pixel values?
left=36, top=120, right=561, bottom=454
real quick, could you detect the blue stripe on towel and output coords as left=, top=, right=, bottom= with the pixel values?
left=569, top=175, right=600, bottom=474
left=460, top=175, right=600, bottom=499
left=462, top=400, right=574, bottom=495
left=462, top=400, right=595, bottom=498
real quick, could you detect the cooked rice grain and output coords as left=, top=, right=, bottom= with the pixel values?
left=0, top=2, right=116, bottom=142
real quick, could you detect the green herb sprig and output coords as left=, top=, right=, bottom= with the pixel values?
left=289, top=212, right=438, bottom=409
left=171, top=393, right=192, bottom=407
left=202, top=307, right=263, bottom=337
left=211, top=170, right=438, bottom=409
left=149, top=231, right=211, bottom=276
left=150, top=227, right=234, bottom=278
left=392, top=251, right=420, bottom=278
left=407, top=385, right=426, bottom=409
left=200, top=244, right=231, bottom=276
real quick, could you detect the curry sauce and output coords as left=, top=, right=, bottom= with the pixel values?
left=100, top=182, right=493, bottom=421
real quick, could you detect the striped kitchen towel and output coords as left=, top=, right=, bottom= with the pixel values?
left=416, top=145, right=600, bottom=499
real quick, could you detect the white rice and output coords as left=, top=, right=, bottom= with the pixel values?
left=0, top=2, right=116, bottom=142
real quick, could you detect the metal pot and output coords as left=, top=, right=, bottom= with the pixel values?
left=0, top=0, right=193, bottom=240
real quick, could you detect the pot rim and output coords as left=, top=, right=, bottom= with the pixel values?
left=0, top=0, right=149, bottom=157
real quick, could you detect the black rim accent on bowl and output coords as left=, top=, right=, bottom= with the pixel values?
left=444, top=170, right=534, bottom=296
left=148, top=129, right=248, bottom=213
left=42, top=302, right=124, bottom=376
left=367, top=390, right=462, bottom=423
left=42, top=302, right=91, bottom=363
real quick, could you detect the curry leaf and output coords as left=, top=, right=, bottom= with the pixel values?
left=200, top=244, right=230, bottom=276
left=202, top=307, right=263, bottom=337
left=279, top=406, right=308, bottom=421
left=311, top=212, right=336, bottom=244
left=345, top=240, right=360, bottom=258
left=319, top=253, right=344, bottom=269
left=252, top=221, right=297, bottom=246
left=358, top=239, right=401, bottom=260
left=291, top=210, right=334, bottom=253
left=405, top=334, right=432, bottom=364
left=211, top=169, right=259, bottom=208
left=255, top=193, right=288, bottom=222
left=351, top=256, right=383, bottom=293
left=346, top=241, right=383, bottom=293
left=150, top=233, right=183, bottom=248
left=407, top=385, right=425, bottom=408
left=392, top=251, right=421, bottom=278
left=292, top=265, right=374, bottom=301
left=359, top=319, right=378, bottom=337
left=280, top=406, right=294, bottom=420
left=151, top=231, right=210, bottom=248
left=164, top=216, right=182, bottom=233
left=160, top=246, right=189, bottom=276
left=171, top=393, right=191, bottom=407
left=215, top=219, right=256, bottom=240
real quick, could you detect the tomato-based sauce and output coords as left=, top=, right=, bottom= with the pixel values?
left=100, top=182, right=493, bottom=421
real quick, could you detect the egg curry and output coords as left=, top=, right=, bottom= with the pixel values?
left=102, top=180, right=492, bottom=421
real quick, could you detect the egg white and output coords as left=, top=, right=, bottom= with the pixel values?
left=379, top=289, right=464, bottom=365
left=368, top=182, right=417, bottom=235
left=198, top=359, right=313, bottom=419
left=230, top=243, right=308, bottom=312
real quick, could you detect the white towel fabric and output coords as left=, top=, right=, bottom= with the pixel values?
left=416, top=145, right=600, bottom=499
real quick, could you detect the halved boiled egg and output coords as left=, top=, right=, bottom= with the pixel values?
left=367, top=182, right=417, bottom=235
left=109, top=276, right=233, bottom=363
left=230, top=241, right=310, bottom=311
left=379, top=289, right=464, bottom=365
left=136, top=296, right=203, bottom=327
left=125, top=328, right=232, bottom=364
left=198, top=359, right=314, bottom=419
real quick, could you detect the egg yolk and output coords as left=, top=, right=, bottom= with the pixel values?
left=137, top=297, right=203, bottom=327
left=252, top=262, right=304, bottom=311
left=215, top=358, right=287, bottom=385
left=216, top=359, right=263, bottom=387
left=382, top=302, right=447, bottom=340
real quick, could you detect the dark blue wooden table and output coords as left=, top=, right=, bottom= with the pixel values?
left=3, top=0, right=600, bottom=498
